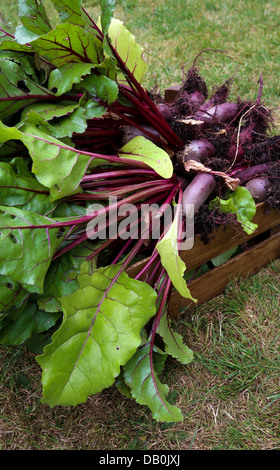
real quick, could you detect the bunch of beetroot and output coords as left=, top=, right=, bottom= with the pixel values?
left=150, top=64, right=280, bottom=234
left=67, top=60, right=280, bottom=241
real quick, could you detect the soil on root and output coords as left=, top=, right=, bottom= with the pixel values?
left=245, top=136, right=280, bottom=165
left=181, top=67, right=208, bottom=98
left=264, top=162, right=280, bottom=209
left=194, top=205, right=238, bottom=244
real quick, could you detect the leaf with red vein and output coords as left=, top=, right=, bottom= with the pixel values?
left=107, top=18, right=148, bottom=85
left=123, top=342, right=183, bottom=422
left=50, top=0, right=86, bottom=27
left=0, top=52, right=55, bottom=120
left=0, top=205, right=65, bottom=293
left=15, top=0, right=52, bottom=45
left=30, top=22, right=104, bottom=67
left=36, top=263, right=157, bottom=406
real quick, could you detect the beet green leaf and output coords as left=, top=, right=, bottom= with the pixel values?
left=82, top=74, right=119, bottom=105
left=0, top=13, right=31, bottom=52
left=48, top=63, right=95, bottom=95
left=30, top=23, right=104, bottom=67
left=41, top=240, right=99, bottom=306
left=100, top=0, right=116, bottom=36
left=0, top=120, right=95, bottom=200
left=21, top=101, right=88, bottom=138
left=0, top=51, right=55, bottom=120
left=15, top=0, right=52, bottom=44
left=157, top=311, right=193, bottom=365
left=0, top=205, right=64, bottom=293
left=123, top=342, right=183, bottom=422
left=36, top=264, right=157, bottom=406
left=156, top=207, right=196, bottom=302
left=0, top=275, right=28, bottom=316
left=49, top=0, right=86, bottom=27
left=0, top=159, right=55, bottom=214
left=0, top=300, right=60, bottom=345
left=118, top=136, right=173, bottom=179
left=209, top=187, right=258, bottom=235
left=107, top=18, right=148, bottom=85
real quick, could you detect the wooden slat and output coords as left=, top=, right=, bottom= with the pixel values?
left=169, top=231, right=280, bottom=317
left=164, top=85, right=180, bottom=102
left=270, top=224, right=280, bottom=236
left=179, top=203, right=280, bottom=271
left=126, top=203, right=280, bottom=278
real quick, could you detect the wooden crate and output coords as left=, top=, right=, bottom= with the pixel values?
left=127, top=203, right=280, bottom=317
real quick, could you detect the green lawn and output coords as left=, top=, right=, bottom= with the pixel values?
left=116, top=0, right=280, bottom=107
left=0, top=0, right=280, bottom=451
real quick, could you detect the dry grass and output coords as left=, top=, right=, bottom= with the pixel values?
left=1, top=261, right=279, bottom=450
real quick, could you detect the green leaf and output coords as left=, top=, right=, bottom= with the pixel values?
left=20, top=124, right=93, bottom=199
left=211, top=246, right=239, bottom=267
left=24, top=330, right=55, bottom=354
left=107, top=18, right=148, bottom=84
left=36, top=264, right=157, bottom=406
left=123, top=343, right=183, bottom=422
left=157, top=311, right=193, bottom=365
left=83, top=99, right=107, bottom=119
left=0, top=160, right=55, bottom=214
left=30, top=22, right=104, bottom=68
left=22, top=102, right=87, bottom=138
left=42, top=255, right=79, bottom=299
left=37, top=295, right=61, bottom=313
left=152, top=345, right=169, bottom=374
left=45, top=112, right=88, bottom=137
left=0, top=301, right=60, bottom=345
left=15, top=0, right=52, bottom=45
left=42, top=240, right=99, bottom=304
left=21, top=101, right=80, bottom=122
left=0, top=12, right=14, bottom=39
left=0, top=38, right=31, bottom=52
left=15, top=26, right=42, bottom=45
left=100, top=0, right=116, bottom=36
left=156, top=208, right=196, bottom=302
left=82, top=74, right=119, bottom=105
left=209, top=186, right=258, bottom=235
left=48, top=63, right=94, bottom=95
left=50, top=0, right=86, bottom=27
left=0, top=121, right=93, bottom=200
left=0, top=275, right=28, bottom=316
left=0, top=205, right=64, bottom=293
left=0, top=51, right=55, bottom=120
left=118, top=136, right=173, bottom=179
left=115, top=371, right=133, bottom=399
left=0, top=13, right=32, bottom=52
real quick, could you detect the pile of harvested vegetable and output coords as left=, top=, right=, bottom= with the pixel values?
left=0, top=0, right=279, bottom=422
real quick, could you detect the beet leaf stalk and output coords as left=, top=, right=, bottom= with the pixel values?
left=78, top=6, right=184, bottom=150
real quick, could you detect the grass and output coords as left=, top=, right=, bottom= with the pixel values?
left=116, top=0, right=280, bottom=107
left=0, top=0, right=280, bottom=451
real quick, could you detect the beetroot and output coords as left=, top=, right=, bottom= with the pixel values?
left=233, top=163, right=268, bottom=183
left=227, top=124, right=257, bottom=163
left=176, top=139, right=217, bottom=169
left=122, top=124, right=161, bottom=145
left=198, top=102, right=240, bottom=125
left=185, top=139, right=216, bottom=163
left=245, top=177, right=268, bottom=202
left=182, top=173, right=217, bottom=216
left=156, top=102, right=173, bottom=121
